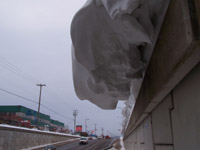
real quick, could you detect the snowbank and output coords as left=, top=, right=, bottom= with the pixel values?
left=0, top=124, right=79, bottom=137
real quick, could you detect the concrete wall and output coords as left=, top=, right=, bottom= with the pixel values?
left=124, top=0, right=200, bottom=137
left=124, top=63, right=200, bottom=150
left=0, top=126, right=79, bottom=150
left=123, top=0, right=200, bottom=149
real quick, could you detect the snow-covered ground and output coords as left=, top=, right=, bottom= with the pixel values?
left=120, top=137, right=126, bottom=150
left=109, top=136, right=125, bottom=150
left=0, top=124, right=79, bottom=137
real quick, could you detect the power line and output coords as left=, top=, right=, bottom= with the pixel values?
left=44, top=87, right=92, bottom=123
left=67, top=120, right=73, bottom=126
left=0, top=75, right=86, bottom=127
left=0, top=56, right=41, bottom=83
left=0, top=88, right=38, bottom=104
left=0, top=62, right=36, bottom=84
left=44, top=87, right=75, bottom=111
left=0, top=74, right=37, bottom=98
left=0, top=88, right=74, bottom=121
left=0, top=57, right=87, bottom=125
left=47, top=88, right=94, bottom=121
left=41, top=104, right=73, bottom=121
left=0, top=58, right=75, bottom=121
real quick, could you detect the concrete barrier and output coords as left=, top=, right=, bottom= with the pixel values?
left=0, top=125, right=79, bottom=150
left=123, top=0, right=200, bottom=149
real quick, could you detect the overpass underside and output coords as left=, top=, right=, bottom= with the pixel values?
left=123, top=0, right=200, bottom=149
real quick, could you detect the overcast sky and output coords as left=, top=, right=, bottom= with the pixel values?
left=0, top=0, right=125, bottom=136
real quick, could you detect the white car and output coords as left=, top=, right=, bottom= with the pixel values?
left=79, top=137, right=88, bottom=145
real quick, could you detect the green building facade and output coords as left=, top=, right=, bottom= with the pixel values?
left=0, top=105, right=64, bottom=130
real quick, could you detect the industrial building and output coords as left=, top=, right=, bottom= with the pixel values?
left=0, top=105, right=64, bottom=131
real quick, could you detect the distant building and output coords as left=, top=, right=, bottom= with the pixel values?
left=0, top=105, right=64, bottom=131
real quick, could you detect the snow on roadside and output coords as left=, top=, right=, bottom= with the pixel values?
left=0, top=124, right=79, bottom=137
left=108, top=136, right=126, bottom=150
left=120, top=136, right=126, bottom=150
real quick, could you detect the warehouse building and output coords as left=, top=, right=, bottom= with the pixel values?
left=0, top=105, right=64, bottom=131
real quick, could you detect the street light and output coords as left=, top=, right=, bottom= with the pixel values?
left=85, top=118, right=89, bottom=132
left=73, top=110, right=78, bottom=134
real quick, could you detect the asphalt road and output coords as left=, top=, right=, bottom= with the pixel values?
left=56, top=139, right=112, bottom=150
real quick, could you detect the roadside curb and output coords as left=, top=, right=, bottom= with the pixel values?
left=103, top=138, right=118, bottom=150
left=104, top=145, right=113, bottom=150
left=22, top=138, right=79, bottom=150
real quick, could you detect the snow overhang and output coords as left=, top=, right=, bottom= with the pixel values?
left=70, top=0, right=170, bottom=109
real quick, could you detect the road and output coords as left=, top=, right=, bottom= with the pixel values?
left=57, top=139, right=112, bottom=150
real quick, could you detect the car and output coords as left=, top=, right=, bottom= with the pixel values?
left=97, top=136, right=103, bottom=139
left=43, top=145, right=56, bottom=150
left=92, top=137, right=97, bottom=140
left=105, top=135, right=111, bottom=139
left=88, top=137, right=93, bottom=140
left=79, top=137, right=88, bottom=145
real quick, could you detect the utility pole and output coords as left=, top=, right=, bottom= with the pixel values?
left=85, top=118, right=89, bottom=132
left=36, top=84, right=46, bottom=129
left=73, top=110, right=78, bottom=134
left=101, top=128, right=104, bottom=136
left=94, top=124, right=97, bottom=135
